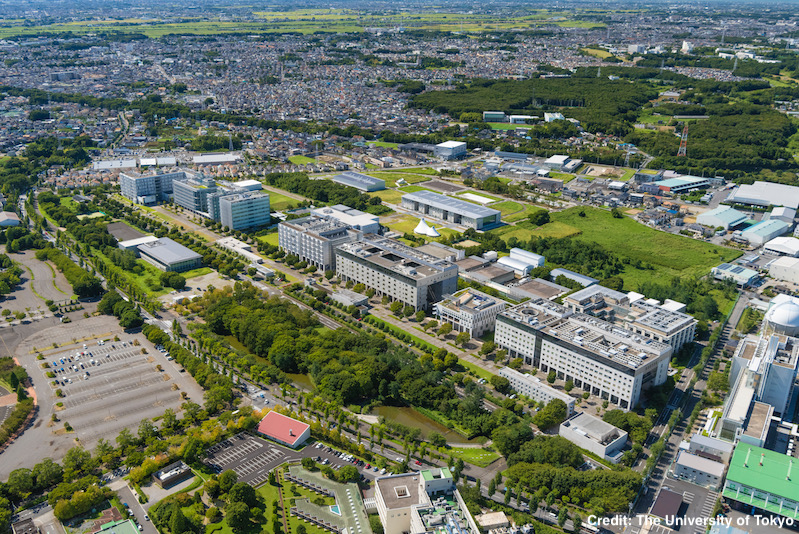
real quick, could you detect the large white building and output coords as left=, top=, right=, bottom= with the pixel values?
left=433, top=141, right=467, bottom=160
left=278, top=216, right=360, bottom=271
left=212, top=191, right=270, bottom=230
left=696, top=206, right=747, bottom=231
left=741, top=219, right=790, bottom=246
left=727, top=181, right=799, bottom=210
left=434, top=289, right=506, bottom=338
left=335, top=235, right=458, bottom=311
left=375, top=469, right=479, bottom=534
left=495, top=299, right=672, bottom=410
left=172, top=174, right=217, bottom=213
left=769, top=256, right=799, bottom=284
left=764, top=236, right=799, bottom=257
left=312, top=204, right=381, bottom=234
left=563, top=285, right=697, bottom=350
left=401, top=190, right=501, bottom=230
left=499, top=367, right=576, bottom=414
left=120, top=170, right=184, bottom=204
left=559, top=412, right=628, bottom=463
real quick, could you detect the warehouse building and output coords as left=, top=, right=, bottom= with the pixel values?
left=722, top=444, right=799, bottom=521
left=332, top=171, right=385, bottom=192
left=256, top=411, right=310, bottom=449
left=543, top=155, right=582, bottom=173
left=401, top=190, right=501, bottom=230
left=335, top=235, right=458, bottom=311
left=764, top=236, right=799, bottom=257
left=559, top=412, right=628, bottom=463
left=696, top=206, right=747, bottom=230
left=278, top=215, right=360, bottom=271
left=767, top=206, right=796, bottom=226
left=498, top=367, right=576, bottom=414
left=434, top=289, right=506, bottom=338
left=0, top=211, right=21, bottom=227
left=673, top=450, right=725, bottom=489
left=212, top=191, right=270, bottom=230
left=727, top=181, right=799, bottom=210
left=712, top=263, right=759, bottom=287
left=495, top=299, right=672, bottom=410
left=509, top=248, right=545, bottom=267
left=433, top=141, right=467, bottom=160
left=120, top=170, right=183, bottom=204
left=563, top=285, right=697, bottom=350
left=233, top=179, right=262, bottom=192
left=550, top=268, right=597, bottom=288
left=741, top=219, right=790, bottom=246
left=137, top=237, right=202, bottom=272
left=769, top=256, right=799, bottom=284
left=192, top=153, right=241, bottom=166
left=497, top=256, right=536, bottom=277
left=648, top=176, right=712, bottom=194
left=172, top=174, right=218, bottom=213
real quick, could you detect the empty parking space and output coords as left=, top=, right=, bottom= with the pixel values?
left=31, top=326, right=194, bottom=449
left=205, top=433, right=289, bottom=486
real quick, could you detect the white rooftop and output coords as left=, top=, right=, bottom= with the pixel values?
left=437, top=140, right=467, bottom=149
left=764, top=236, right=799, bottom=256
left=545, top=155, right=569, bottom=165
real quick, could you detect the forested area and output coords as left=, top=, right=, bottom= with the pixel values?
left=197, top=284, right=536, bottom=444
left=0, top=253, right=23, bottom=296
left=410, top=77, right=657, bottom=136
left=262, top=172, right=392, bottom=215
left=626, top=107, right=799, bottom=179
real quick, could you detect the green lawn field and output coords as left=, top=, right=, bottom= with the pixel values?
left=257, top=233, right=280, bottom=246
left=503, top=203, right=548, bottom=223
left=268, top=191, right=301, bottom=212
left=288, top=155, right=316, bottom=165
left=367, top=171, right=432, bottom=187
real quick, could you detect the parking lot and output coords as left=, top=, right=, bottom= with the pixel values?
left=206, top=433, right=289, bottom=486
left=12, top=315, right=206, bottom=455
left=204, top=432, right=400, bottom=489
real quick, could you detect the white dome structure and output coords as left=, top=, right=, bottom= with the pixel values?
left=414, top=218, right=441, bottom=238
left=766, top=297, right=799, bottom=336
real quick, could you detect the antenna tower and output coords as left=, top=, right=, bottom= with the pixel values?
left=677, top=124, right=688, bottom=157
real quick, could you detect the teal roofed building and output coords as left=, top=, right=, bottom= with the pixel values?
left=722, top=444, right=799, bottom=519
left=741, top=219, right=790, bottom=246
left=696, top=206, right=747, bottom=230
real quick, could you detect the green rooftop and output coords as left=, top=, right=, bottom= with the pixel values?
left=422, top=470, right=434, bottom=481
left=97, top=520, right=139, bottom=534
left=723, top=444, right=799, bottom=519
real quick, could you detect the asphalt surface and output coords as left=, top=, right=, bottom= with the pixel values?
left=115, top=484, right=157, bottom=534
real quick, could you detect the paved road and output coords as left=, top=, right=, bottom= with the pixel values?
left=114, top=483, right=157, bottom=534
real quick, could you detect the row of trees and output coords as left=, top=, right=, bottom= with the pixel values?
left=34, top=247, right=103, bottom=298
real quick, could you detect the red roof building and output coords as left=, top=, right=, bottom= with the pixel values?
left=256, top=411, right=311, bottom=449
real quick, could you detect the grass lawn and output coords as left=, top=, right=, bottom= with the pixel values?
left=547, top=207, right=741, bottom=288
left=59, top=196, right=78, bottom=210
left=369, top=141, right=399, bottom=149
left=448, top=446, right=502, bottom=468
left=495, top=220, right=581, bottom=241
left=550, top=172, right=576, bottom=183
left=288, top=155, right=316, bottom=165
left=491, top=200, right=524, bottom=217
left=268, top=191, right=301, bottom=212
left=370, top=189, right=405, bottom=204
left=380, top=213, right=459, bottom=240
left=184, top=266, right=214, bottom=279
left=257, top=233, right=280, bottom=246
left=397, top=167, right=439, bottom=176
left=457, top=359, right=495, bottom=381
left=620, top=168, right=636, bottom=181
left=488, top=122, right=528, bottom=130
left=580, top=47, right=613, bottom=59
left=399, top=185, right=432, bottom=193
left=504, top=204, right=548, bottom=223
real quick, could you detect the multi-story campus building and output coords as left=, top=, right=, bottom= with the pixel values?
left=335, top=235, right=458, bottom=311
left=401, top=190, right=501, bottom=230
left=172, top=174, right=218, bottom=213
left=278, top=216, right=360, bottom=271
left=120, top=170, right=185, bottom=204
left=498, top=366, right=575, bottom=414
left=563, top=285, right=697, bottom=350
left=434, top=288, right=506, bottom=338
left=210, top=191, right=270, bottom=230
left=375, top=468, right=480, bottom=534
left=495, top=298, right=672, bottom=410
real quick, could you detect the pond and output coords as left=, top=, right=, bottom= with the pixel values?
left=371, top=406, right=486, bottom=445
left=285, top=372, right=315, bottom=391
